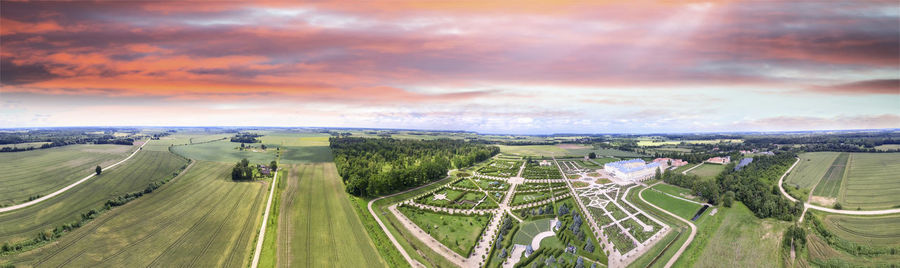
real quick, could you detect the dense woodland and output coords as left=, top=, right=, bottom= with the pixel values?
left=662, top=153, right=802, bottom=221
left=230, top=132, right=262, bottom=143
left=330, top=137, right=499, bottom=196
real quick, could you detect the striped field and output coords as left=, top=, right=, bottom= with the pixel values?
left=4, top=161, right=266, bottom=267
left=823, top=214, right=900, bottom=247
left=839, top=153, right=900, bottom=210
left=811, top=153, right=848, bottom=198
left=0, top=144, right=136, bottom=207
left=0, top=150, right=188, bottom=244
left=785, top=152, right=840, bottom=190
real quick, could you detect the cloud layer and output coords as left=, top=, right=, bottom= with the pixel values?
left=1, top=1, right=897, bottom=133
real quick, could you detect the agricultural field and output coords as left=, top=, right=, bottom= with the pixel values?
left=3, top=161, right=264, bottom=267
left=171, top=139, right=277, bottom=164
left=398, top=205, right=490, bottom=256
left=875, top=144, right=900, bottom=151
left=687, top=163, right=725, bottom=180
left=810, top=153, right=848, bottom=199
left=690, top=202, right=789, bottom=268
left=785, top=152, right=840, bottom=191
left=839, top=153, right=900, bottom=210
left=0, top=144, right=136, bottom=207
left=640, top=189, right=702, bottom=220
left=497, top=144, right=643, bottom=158
left=143, top=133, right=230, bottom=151
left=822, top=214, right=900, bottom=247
left=0, top=142, right=51, bottom=150
left=269, top=163, right=385, bottom=267
left=0, top=150, right=188, bottom=245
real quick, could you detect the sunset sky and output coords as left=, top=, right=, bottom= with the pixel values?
left=1, top=1, right=898, bottom=134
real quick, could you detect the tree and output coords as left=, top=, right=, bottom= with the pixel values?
left=655, top=168, right=662, bottom=180
left=588, top=152, right=596, bottom=159
left=95, top=165, right=102, bottom=175
left=261, top=144, right=267, bottom=150
left=723, top=191, right=735, bottom=207
left=584, top=239, right=595, bottom=253
left=270, top=160, right=278, bottom=171
left=833, top=202, right=842, bottom=210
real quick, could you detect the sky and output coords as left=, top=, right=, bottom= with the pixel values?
left=1, top=1, right=898, bottom=134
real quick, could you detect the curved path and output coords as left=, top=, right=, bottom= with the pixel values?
left=777, top=157, right=900, bottom=216
left=638, top=182, right=696, bottom=268
left=0, top=140, right=151, bottom=213
left=531, top=231, right=556, bottom=249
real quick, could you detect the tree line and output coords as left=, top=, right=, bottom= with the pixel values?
left=661, top=153, right=802, bottom=221
left=330, top=137, right=499, bottom=196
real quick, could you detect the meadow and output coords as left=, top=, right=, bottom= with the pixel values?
left=3, top=161, right=264, bottom=267
left=269, top=163, right=385, bottom=267
left=811, top=153, right=848, bottom=199
left=839, top=153, right=900, bottom=210
left=0, top=144, right=135, bottom=207
left=689, top=202, right=789, bottom=268
left=651, top=183, right=701, bottom=202
left=143, top=133, right=230, bottom=151
left=640, top=188, right=702, bottom=220
left=785, top=152, right=840, bottom=190
left=0, top=150, right=188, bottom=245
left=686, top=164, right=725, bottom=180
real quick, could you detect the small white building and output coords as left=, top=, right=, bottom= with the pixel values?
left=539, top=160, right=552, bottom=166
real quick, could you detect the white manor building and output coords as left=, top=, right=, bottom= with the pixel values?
left=604, top=159, right=662, bottom=182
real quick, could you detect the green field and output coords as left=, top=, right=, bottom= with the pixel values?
left=0, top=150, right=188, bottom=245
left=839, top=153, right=900, bottom=210
left=690, top=202, right=789, bottom=267
left=143, top=133, right=230, bottom=151
left=785, top=152, right=840, bottom=190
left=0, top=144, right=136, bottom=207
left=398, top=205, right=489, bottom=256
left=269, top=163, right=385, bottom=267
left=687, top=164, right=725, bottom=180
left=875, top=144, right=900, bottom=151
left=497, top=144, right=643, bottom=158
left=171, top=139, right=277, bottom=164
left=641, top=188, right=702, bottom=220
left=651, top=183, right=701, bottom=202
left=811, top=153, right=848, bottom=199
left=823, top=214, right=900, bottom=247
left=0, top=142, right=51, bottom=150
left=511, top=218, right=553, bottom=246
left=4, top=161, right=264, bottom=267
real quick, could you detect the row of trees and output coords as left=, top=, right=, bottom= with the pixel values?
left=330, top=137, right=499, bottom=196
left=230, top=132, right=262, bottom=143
left=661, top=153, right=802, bottom=221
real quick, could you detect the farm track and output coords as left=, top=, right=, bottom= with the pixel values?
left=0, top=140, right=150, bottom=213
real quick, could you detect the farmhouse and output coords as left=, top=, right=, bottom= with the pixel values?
left=539, top=160, right=552, bottom=166
left=705, top=156, right=731, bottom=164
left=258, top=164, right=270, bottom=176
left=604, top=159, right=661, bottom=182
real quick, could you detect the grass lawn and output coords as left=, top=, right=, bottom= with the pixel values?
left=398, top=206, right=490, bottom=256
left=512, top=218, right=553, bottom=245
left=651, top=183, right=701, bottom=202
left=258, top=169, right=287, bottom=268
left=688, top=202, right=789, bottom=268
left=273, top=163, right=385, bottom=267
left=640, top=189, right=702, bottom=220
left=0, top=150, right=188, bottom=244
left=3, top=160, right=262, bottom=267
left=171, top=140, right=277, bottom=164
left=839, top=153, right=900, bottom=210
left=785, top=152, right=840, bottom=190
left=0, top=143, right=137, bottom=207
left=687, top=164, right=725, bottom=180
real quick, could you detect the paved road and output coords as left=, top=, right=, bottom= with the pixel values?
left=777, top=157, right=900, bottom=216
left=681, top=163, right=703, bottom=175
left=250, top=166, right=280, bottom=268
left=639, top=182, right=696, bottom=268
left=0, top=139, right=151, bottom=213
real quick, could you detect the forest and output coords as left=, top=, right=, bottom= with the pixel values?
left=330, top=137, right=499, bottom=196
left=662, top=153, right=802, bottom=221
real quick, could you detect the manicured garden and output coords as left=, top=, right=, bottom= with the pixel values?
left=398, top=205, right=491, bottom=256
